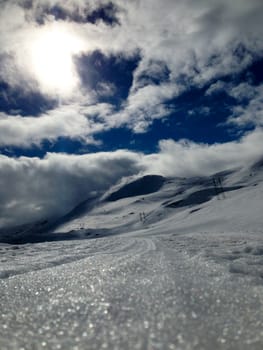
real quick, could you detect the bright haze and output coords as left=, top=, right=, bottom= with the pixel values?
left=0, top=0, right=263, bottom=227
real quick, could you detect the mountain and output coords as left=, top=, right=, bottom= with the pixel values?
left=1, top=160, right=262, bottom=243
left=44, top=159, right=263, bottom=239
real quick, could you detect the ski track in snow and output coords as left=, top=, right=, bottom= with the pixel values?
left=1, top=166, right=263, bottom=349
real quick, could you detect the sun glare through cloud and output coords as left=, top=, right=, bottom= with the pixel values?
left=29, top=26, right=85, bottom=98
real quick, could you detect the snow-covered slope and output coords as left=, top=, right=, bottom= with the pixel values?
left=51, top=162, right=262, bottom=238
left=1, top=161, right=263, bottom=349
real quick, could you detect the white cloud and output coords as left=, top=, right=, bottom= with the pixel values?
left=205, top=81, right=263, bottom=127
left=206, top=81, right=257, bottom=101
left=96, top=82, right=116, bottom=97
left=1, top=0, right=263, bottom=135
left=0, top=103, right=113, bottom=147
left=205, top=81, right=228, bottom=96
left=0, top=150, right=144, bottom=227
left=228, top=84, right=263, bottom=127
left=205, top=81, right=263, bottom=129
left=228, top=83, right=258, bottom=102
left=107, top=82, right=181, bottom=133
left=145, top=128, right=263, bottom=178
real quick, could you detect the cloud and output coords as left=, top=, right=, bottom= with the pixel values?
left=112, top=0, right=263, bottom=103
left=206, top=81, right=257, bottom=101
left=204, top=80, right=263, bottom=131
left=0, top=102, right=113, bottom=147
left=1, top=0, right=263, bottom=135
left=108, top=82, right=181, bottom=133
left=188, top=106, right=210, bottom=117
left=120, top=0, right=263, bottom=130
left=145, top=128, right=263, bottom=177
left=0, top=150, right=144, bottom=228
left=228, top=84, right=263, bottom=127
left=206, top=80, right=263, bottom=128
left=229, top=83, right=258, bottom=102
left=205, top=81, right=229, bottom=96
left=96, top=82, right=116, bottom=97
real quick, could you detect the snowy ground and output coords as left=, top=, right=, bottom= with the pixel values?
left=1, top=165, right=263, bottom=349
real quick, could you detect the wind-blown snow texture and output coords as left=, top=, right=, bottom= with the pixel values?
left=1, top=162, right=263, bottom=349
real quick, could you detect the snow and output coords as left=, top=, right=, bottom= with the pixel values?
left=1, top=162, right=263, bottom=349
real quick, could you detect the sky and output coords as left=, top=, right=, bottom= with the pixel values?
left=0, top=0, right=263, bottom=228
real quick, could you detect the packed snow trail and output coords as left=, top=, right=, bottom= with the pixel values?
left=1, top=231, right=263, bottom=350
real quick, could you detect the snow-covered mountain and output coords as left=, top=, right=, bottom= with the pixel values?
left=1, top=160, right=263, bottom=349
left=2, top=160, right=260, bottom=243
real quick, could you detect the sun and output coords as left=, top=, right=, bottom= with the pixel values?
left=29, top=26, right=84, bottom=97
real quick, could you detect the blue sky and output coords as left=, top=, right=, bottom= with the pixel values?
left=0, top=0, right=263, bottom=227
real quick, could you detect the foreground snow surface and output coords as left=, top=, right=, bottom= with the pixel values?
left=1, top=232, right=263, bottom=350
left=1, top=168, right=263, bottom=349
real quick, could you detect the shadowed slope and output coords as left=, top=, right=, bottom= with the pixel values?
left=106, top=175, right=166, bottom=201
